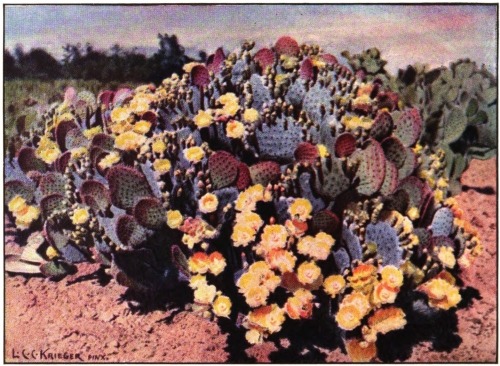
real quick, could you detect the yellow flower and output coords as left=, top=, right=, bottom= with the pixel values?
left=199, top=193, right=219, bottom=213
left=243, top=108, right=260, bottom=123
left=110, top=120, right=133, bottom=134
left=367, top=307, right=407, bottom=334
left=345, top=338, right=377, bottom=362
left=336, top=304, right=363, bottom=331
left=434, top=189, right=445, bottom=203
left=183, top=62, right=203, bottom=73
left=289, top=198, right=313, bottom=221
left=115, top=131, right=147, bottom=151
left=323, top=275, right=346, bottom=298
left=342, top=292, right=371, bottom=317
left=284, top=289, right=314, bottom=320
left=274, top=73, right=290, bottom=87
left=245, top=329, right=263, bottom=345
left=218, top=93, right=239, bottom=106
left=212, top=295, right=232, bottom=318
left=46, top=246, right=59, bottom=260
left=297, top=261, right=322, bottom=286
left=297, top=232, right=335, bottom=261
left=437, top=177, right=448, bottom=189
left=184, top=146, right=205, bottom=163
left=152, top=139, right=167, bottom=154
left=98, top=151, right=121, bottom=170
left=133, top=120, right=152, bottom=134
left=237, top=272, right=261, bottom=294
left=380, top=265, right=404, bottom=288
left=8, top=195, right=27, bottom=214
left=280, top=55, right=298, bottom=70
left=15, top=206, right=41, bottom=229
left=437, top=246, right=456, bottom=268
left=372, top=282, right=399, bottom=306
left=406, top=206, right=420, bottom=221
left=129, top=95, right=152, bottom=114
left=317, top=144, right=329, bottom=158
left=418, top=278, right=462, bottom=310
left=189, top=274, right=207, bottom=289
left=208, top=252, right=226, bottom=276
left=71, top=147, right=88, bottom=159
left=194, top=109, right=214, bottom=128
left=246, top=286, right=270, bottom=308
left=217, top=93, right=240, bottom=117
left=231, top=224, right=257, bottom=247
left=348, top=263, right=378, bottom=293
left=235, top=211, right=264, bottom=231
left=264, top=304, right=286, bottom=333
left=226, top=120, right=245, bottom=139
left=36, top=136, right=61, bottom=164
left=255, top=224, right=288, bottom=255
left=111, top=107, right=132, bottom=123
left=234, top=184, right=268, bottom=212
left=342, top=115, right=373, bottom=130
left=83, top=126, right=102, bottom=139
left=153, top=159, right=172, bottom=174
left=166, top=210, right=183, bottom=229
left=71, top=208, right=89, bottom=225
left=265, top=249, right=297, bottom=273
left=193, top=282, right=217, bottom=305
left=188, top=252, right=210, bottom=274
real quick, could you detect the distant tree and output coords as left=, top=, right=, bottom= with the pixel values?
left=19, top=48, right=62, bottom=78
left=148, top=33, right=193, bottom=84
left=4, top=49, right=20, bottom=78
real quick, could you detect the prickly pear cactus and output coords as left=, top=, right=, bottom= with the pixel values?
left=5, top=36, right=486, bottom=362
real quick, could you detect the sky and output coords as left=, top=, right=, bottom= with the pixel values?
left=4, top=4, right=498, bottom=75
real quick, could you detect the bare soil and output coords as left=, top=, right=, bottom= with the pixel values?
left=5, top=158, right=497, bottom=362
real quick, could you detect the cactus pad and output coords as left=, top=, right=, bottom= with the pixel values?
left=315, top=158, right=350, bottom=200
left=18, top=147, right=47, bottom=173
left=398, top=147, right=417, bottom=180
left=274, top=36, right=300, bottom=56
left=112, top=88, right=133, bottom=106
left=381, top=136, right=407, bottom=169
left=311, top=210, right=339, bottom=236
left=80, top=180, right=111, bottom=212
left=236, top=162, right=252, bottom=190
left=40, top=261, right=74, bottom=279
left=299, top=58, right=315, bottom=81
left=333, top=247, right=351, bottom=273
left=208, top=151, right=239, bottom=189
left=40, top=193, right=66, bottom=219
left=303, top=83, right=332, bottom=124
left=55, top=120, right=79, bottom=151
left=352, top=139, right=386, bottom=196
left=370, top=110, right=394, bottom=141
left=254, top=48, right=275, bottom=71
left=191, top=65, right=210, bottom=88
left=380, top=160, right=399, bottom=196
left=397, top=176, right=430, bottom=210
left=107, top=165, right=153, bottom=210
left=6, top=180, right=35, bottom=204
left=429, top=207, right=454, bottom=237
left=298, top=172, right=326, bottom=212
left=255, top=117, right=303, bottom=163
left=250, top=74, right=271, bottom=111
left=54, top=151, right=72, bottom=173
left=393, top=108, right=422, bottom=147
left=65, top=128, right=88, bottom=150
left=91, top=133, right=115, bottom=151
left=334, top=133, right=357, bottom=158
left=442, top=107, right=468, bottom=144
left=207, top=47, right=225, bottom=74
left=133, top=197, right=165, bottom=229
left=294, top=142, right=319, bottom=164
left=249, top=161, right=281, bottom=185
left=342, top=222, right=363, bottom=261
left=365, top=222, right=403, bottom=266
left=116, top=214, right=148, bottom=249
left=39, top=172, right=66, bottom=196
left=285, top=78, right=307, bottom=107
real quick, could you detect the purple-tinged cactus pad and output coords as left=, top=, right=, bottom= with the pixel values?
left=311, top=210, right=339, bottom=236
left=249, top=161, right=281, bottom=186
left=207, top=47, right=225, bottom=74
left=274, top=36, right=300, bottom=56
left=294, top=142, right=319, bottom=164
left=365, top=222, right=403, bottom=266
left=40, top=193, right=66, bottom=219
left=393, top=108, right=423, bottom=147
left=107, top=165, right=153, bottom=210
left=334, top=133, right=357, bottom=158
left=54, top=151, right=72, bottom=173
left=91, top=133, right=115, bottom=151
left=383, top=189, right=410, bottom=214
left=112, top=88, right=133, bottom=106
left=353, top=139, right=386, bottom=196
left=299, top=58, right=315, bottom=81
left=398, top=147, right=417, bottom=180
left=80, top=180, right=111, bottom=212
left=116, top=214, right=148, bottom=249
left=39, top=172, right=66, bottom=196
left=381, top=136, right=407, bottom=169
left=55, top=120, right=79, bottom=151
left=376, top=91, right=399, bottom=112
left=254, top=48, right=275, bottom=71
left=18, top=147, right=47, bottom=173
left=133, top=197, right=165, bottom=230
left=429, top=207, right=454, bottom=237
left=370, top=110, right=394, bottom=141
left=172, top=245, right=190, bottom=280
left=380, top=160, right=399, bottom=196
left=6, top=180, right=35, bottom=204
left=397, top=176, right=430, bottom=210
left=236, top=163, right=252, bottom=191
left=98, top=90, right=115, bottom=109
left=191, top=65, right=210, bottom=88
left=65, top=128, right=88, bottom=150
left=208, top=151, right=239, bottom=189
left=318, top=53, right=338, bottom=65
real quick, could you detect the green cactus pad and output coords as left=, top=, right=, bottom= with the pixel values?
left=370, top=111, right=394, bottom=141
left=380, top=160, right=399, bottom=196
left=352, top=139, right=386, bottom=196
left=40, top=260, right=74, bottom=279
left=39, top=172, right=66, bottom=196
left=6, top=180, right=35, bottom=204
left=80, top=180, right=111, bottom=212
left=311, top=210, right=339, bottom=236
left=133, top=197, right=165, bottom=230
left=18, top=147, right=47, bottom=173
left=381, top=136, right=407, bottom=169
left=208, top=151, right=239, bottom=189
left=107, top=165, right=153, bottom=211
left=55, top=120, right=79, bottom=151
left=393, top=108, right=422, bottom=147
left=315, top=158, right=350, bottom=200
left=442, top=106, right=467, bottom=144
left=365, top=222, right=403, bottom=266
left=398, top=147, right=417, bottom=181
left=116, top=214, right=148, bottom=248
left=249, top=161, right=281, bottom=185
left=40, top=193, right=66, bottom=219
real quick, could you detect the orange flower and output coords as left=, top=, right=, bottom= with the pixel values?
left=265, top=249, right=297, bottom=273
left=284, top=289, right=314, bottom=320
left=348, top=263, right=378, bottom=293
left=342, top=292, right=371, bottom=318
left=188, top=252, right=210, bottom=274
left=418, top=278, right=462, bottom=310
left=345, top=338, right=377, bottom=362
left=248, top=304, right=285, bottom=334
left=336, top=304, right=363, bottom=330
left=367, top=307, right=407, bottom=335
left=371, top=282, right=399, bottom=306
left=208, top=252, right=226, bottom=276
left=297, top=261, right=322, bottom=286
